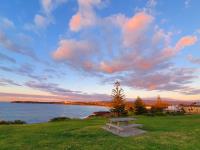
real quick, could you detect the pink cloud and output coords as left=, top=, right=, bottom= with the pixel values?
left=135, top=60, right=153, bottom=70
left=53, top=7, right=199, bottom=95
left=51, top=1, right=200, bottom=93
left=122, top=12, right=154, bottom=47
left=175, top=36, right=197, bottom=50
left=52, top=39, right=98, bottom=72
left=58, top=10, right=198, bottom=75
left=152, top=28, right=172, bottom=46
left=69, top=0, right=101, bottom=32
left=123, top=12, right=153, bottom=32
left=69, top=12, right=81, bottom=32
left=162, top=35, right=197, bottom=59
left=100, top=62, right=120, bottom=74
left=53, top=39, right=94, bottom=60
left=119, top=67, right=198, bottom=92
left=95, top=12, right=158, bottom=73
left=97, top=35, right=197, bottom=75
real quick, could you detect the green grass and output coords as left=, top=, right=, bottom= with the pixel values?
left=0, top=115, right=200, bottom=150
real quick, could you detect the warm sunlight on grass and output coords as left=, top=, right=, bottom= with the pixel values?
left=0, top=115, right=200, bottom=150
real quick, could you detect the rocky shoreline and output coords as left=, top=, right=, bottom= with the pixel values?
left=86, top=111, right=111, bottom=118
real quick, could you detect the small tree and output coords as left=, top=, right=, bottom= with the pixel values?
left=134, top=96, right=147, bottom=115
left=125, top=102, right=134, bottom=115
left=125, top=102, right=134, bottom=112
left=110, top=81, right=127, bottom=116
left=151, top=95, right=168, bottom=113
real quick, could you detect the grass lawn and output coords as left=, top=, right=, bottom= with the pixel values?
left=0, top=115, right=200, bottom=150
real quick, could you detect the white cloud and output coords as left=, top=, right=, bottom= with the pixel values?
left=185, top=0, right=191, bottom=8
left=41, top=0, right=67, bottom=14
left=41, top=0, right=53, bottom=14
left=34, top=14, right=49, bottom=28
left=69, top=0, right=101, bottom=32
left=0, top=17, right=14, bottom=29
left=0, top=30, right=36, bottom=59
left=147, top=0, right=157, bottom=8
left=25, top=0, right=67, bottom=30
left=187, top=55, right=200, bottom=64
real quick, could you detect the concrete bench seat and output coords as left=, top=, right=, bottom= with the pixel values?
left=103, top=117, right=146, bottom=137
left=106, top=123, right=124, bottom=132
left=122, top=124, right=143, bottom=128
left=106, top=123, right=143, bottom=133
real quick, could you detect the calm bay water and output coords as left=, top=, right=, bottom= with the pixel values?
left=0, top=102, right=108, bottom=123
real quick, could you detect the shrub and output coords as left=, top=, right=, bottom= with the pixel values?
left=0, top=120, right=26, bottom=125
left=49, top=117, right=71, bottom=122
left=166, top=111, right=185, bottom=116
left=13, top=120, right=26, bottom=124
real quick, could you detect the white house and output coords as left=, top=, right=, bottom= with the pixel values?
left=165, top=105, right=182, bottom=112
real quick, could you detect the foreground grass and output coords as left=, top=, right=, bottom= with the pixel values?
left=0, top=115, right=200, bottom=150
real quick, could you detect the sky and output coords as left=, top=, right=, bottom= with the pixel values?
left=0, top=0, right=200, bottom=102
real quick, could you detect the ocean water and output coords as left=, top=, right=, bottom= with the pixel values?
left=0, top=102, right=108, bottom=123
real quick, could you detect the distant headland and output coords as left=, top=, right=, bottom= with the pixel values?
left=11, top=100, right=113, bottom=107
left=11, top=99, right=193, bottom=107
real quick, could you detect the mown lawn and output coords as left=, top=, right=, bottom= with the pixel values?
left=0, top=115, right=200, bottom=150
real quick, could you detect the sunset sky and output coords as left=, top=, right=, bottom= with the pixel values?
left=0, top=0, right=200, bottom=101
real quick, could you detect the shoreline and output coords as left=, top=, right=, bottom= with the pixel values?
left=0, top=111, right=111, bottom=124
left=0, top=102, right=110, bottom=124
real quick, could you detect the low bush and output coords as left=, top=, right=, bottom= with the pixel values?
left=0, top=120, right=26, bottom=125
left=49, top=117, right=71, bottom=122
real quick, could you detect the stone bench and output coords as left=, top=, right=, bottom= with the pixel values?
left=106, top=123, right=143, bottom=133
left=106, top=123, right=124, bottom=132
left=122, top=124, right=143, bottom=128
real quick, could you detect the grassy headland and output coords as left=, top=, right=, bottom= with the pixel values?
left=0, top=115, right=200, bottom=150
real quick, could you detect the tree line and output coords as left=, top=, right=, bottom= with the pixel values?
left=110, top=81, right=170, bottom=116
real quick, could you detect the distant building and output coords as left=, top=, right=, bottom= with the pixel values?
left=182, top=102, right=200, bottom=114
left=145, top=106, right=152, bottom=110
left=165, top=105, right=182, bottom=112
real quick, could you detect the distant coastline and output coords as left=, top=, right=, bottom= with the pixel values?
left=11, top=99, right=194, bottom=107
left=11, top=101, right=113, bottom=107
